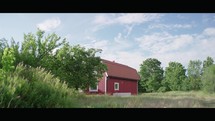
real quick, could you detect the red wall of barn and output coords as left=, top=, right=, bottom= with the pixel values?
left=107, top=77, right=138, bottom=95
left=98, top=73, right=106, bottom=94
left=86, top=73, right=106, bottom=94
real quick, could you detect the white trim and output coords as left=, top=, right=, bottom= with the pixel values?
left=105, top=72, right=108, bottom=95
left=114, top=82, right=119, bottom=91
left=105, top=72, right=108, bottom=77
left=89, top=84, right=98, bottom=92
left=113, top=93, right=131, bottom=97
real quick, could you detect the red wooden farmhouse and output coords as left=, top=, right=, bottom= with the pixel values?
left=87, top=59, right=140, bottom=96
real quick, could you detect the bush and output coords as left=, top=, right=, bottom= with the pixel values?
left=0, top=63, right=77, bottom=108
left=0, top=74, right=27, bottom=108
left=157, top=87, right=167, bottom=92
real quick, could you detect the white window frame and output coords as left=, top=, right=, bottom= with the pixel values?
left=89, top=84, right=98, bottom=92
left=114, top=82, right=119, bottom=91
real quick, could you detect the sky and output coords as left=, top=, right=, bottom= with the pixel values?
left=0, top=13, right=215, bottom=71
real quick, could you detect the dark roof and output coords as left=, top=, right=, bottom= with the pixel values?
left=102, top=59, right=140, bottom=81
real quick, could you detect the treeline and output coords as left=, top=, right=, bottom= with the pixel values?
left=138, top=57, right=215, bottom=93
left=0, top=29, right=106, bottom=107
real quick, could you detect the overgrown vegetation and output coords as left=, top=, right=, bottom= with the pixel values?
left=1, top=29, right=215, bottom=108
left=77, top=91, right=215, bottom=108
left=0, top=46, right=78, bottom=107
left=0, top=29, right=107, bottom=90
left=0, top=63, right=79, bottom=108
left=0, top=29, right=105, bottom=108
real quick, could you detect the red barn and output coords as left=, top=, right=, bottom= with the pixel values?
left=87, top=59, right=140, bottom=96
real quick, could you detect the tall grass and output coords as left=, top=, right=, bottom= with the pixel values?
left=0, top=63, right=79, bottom=108
left=76, top=91, right=215, bottom=108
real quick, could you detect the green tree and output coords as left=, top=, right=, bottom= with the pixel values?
left=139, top=58, right=164, bottom=92
left=202, top=64, right=215, bottom=93
left=0, top=47, right=15, bottom=81
left=0, top=38, right=9, bottom=68
left=55, top=43, right=107, bottom=89
left=203, top=56, right=214, bottom=70
left=187, top=60, right=202, bottom=90
left=163, top=62, right=186, bottom=91
left=1, top=48, right=15, bottom=72
left=19, top=29, right=66, bottom=68
left=1, top=29, right=107, bottom=91
left=9, top=39, right=20, bottom=67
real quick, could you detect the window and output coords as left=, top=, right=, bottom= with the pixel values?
left=89, top=84, right=98, bottom=92
left=114, top=82, right=119, bottom=90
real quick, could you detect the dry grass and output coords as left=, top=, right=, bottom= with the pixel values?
left=75, top=91, right=215, bottom=108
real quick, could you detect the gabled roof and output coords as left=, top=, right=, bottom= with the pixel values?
left=102, top=59, right=140, bottom=81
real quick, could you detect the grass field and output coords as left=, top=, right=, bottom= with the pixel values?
left=73, top=91, right=215, bottom=108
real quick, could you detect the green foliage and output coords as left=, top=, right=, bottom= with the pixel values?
left=139, top=58, right=164, bottom=92
left=0, top=38, right=9, bottom=68
left=10, top=39, right=21, bottom=66
left=157, top=86, right=167, bottom=92
left=19, top=29, right=66, bottom=68
left=181, top=78, right=191, bottom=91
left=187, top=60, right=202, bottom=90
left=0, top=63, right=77, bottom=108
left=0, top=73, right=27, bottom=108
left=54, top=44, right=107, bottom=89
left=202, top=64, right=215, bottom=93
left=203, top=56, right=214, bottom=69
left=6, top=29, right=106, bottom=91
left=163, top=62, right=186, bottom=91
left=1, top=48, right=16, bottom=72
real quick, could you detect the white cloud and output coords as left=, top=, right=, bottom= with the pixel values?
left=37, top=18, right=61, bottom=31
left=149, top=24, right=192, bottom=30
left=101, top=50, right=144, bottom=71
left=83, top=37, right=109, bottom=53
left=82, top=33, right=142, bottom=71
left=65, top=34, right=73, bottom=40
left=93, top=13, right=163, bottom=26
left=135, top=27, right=215, bottom=69
left=93, top=14, right=114, bottom=25
left=92, top=14, right=163, bottom=32
left=115, top=51, right=144, bottom=71
left=176, top=14, right=188, bottom=19
left=203, top=28, right=215, bottom=36
left=136, top=32, right=193, bottom=54
left=124, top=25, right=134, bottom=38
left=115, top=14, right=162, bottom=24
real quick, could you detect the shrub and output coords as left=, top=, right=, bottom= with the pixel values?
left=0, top=63, right=77, bottom=108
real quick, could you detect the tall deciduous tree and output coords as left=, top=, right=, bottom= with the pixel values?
left=163, top=62, right=186, bottom=91
left=139, top=58, right=164, bottom=92
left=203, top=56, right=214, bottom=69
left=1, top=29, right=107, bottom=90
left=187, top=60, right=202, bottom=90
left=202, top=64, right=215, bottom=93
left=55, top=43, right=107, bottom=89
left=19, top=29, right=66, bottom=68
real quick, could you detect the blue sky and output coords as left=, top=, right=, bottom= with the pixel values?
left=1, top=13, right=215, bottom=71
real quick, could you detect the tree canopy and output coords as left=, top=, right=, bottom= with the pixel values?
left=0, top=29, right=107, bottom=90
left=163, top=62, right=186, bottom=91
left=139, top=58, right=164, bottom=92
